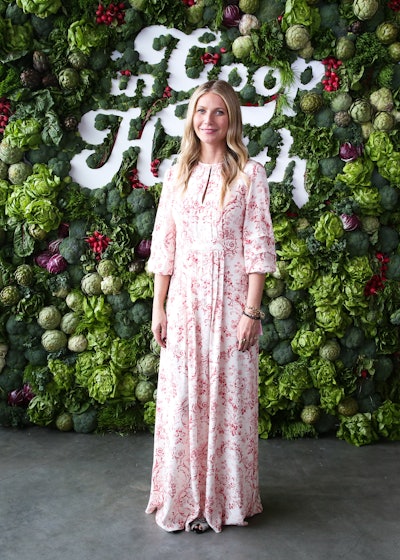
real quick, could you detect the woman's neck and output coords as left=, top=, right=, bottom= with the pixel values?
left=199, top=146, right=226, bottom=164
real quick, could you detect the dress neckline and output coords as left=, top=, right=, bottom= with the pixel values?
left=198, top=161, right=223, bottom=167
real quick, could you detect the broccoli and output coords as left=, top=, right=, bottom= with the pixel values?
left=0, top=367, right=23, bottom=393
left=113, top=310, right=139, bottom=339
left=272, top=339, right=297, bottom=365
left=319, top=157, right=345, bottom=179
left=72, top=407, right=98, bottom=433
left=314, top=108, right=335, bottom=129
left=134, top=208, right=156, bottom=239
left=126, top=188, right=154, bottom=215
left=129, top=300, right=152, bottom=325
left=5, top=314, right=26, bottom=336
left=342, top=325, right=365, bottom=350
left=345, top=230, right=370, bottom=257
left=377, top=226, right=399, bottom=254
left=59, top=236, right=87, bottom=265
left=228, top=68, right=243, bottom=88
left=258, top=323, right=279, bottom=352
left=68, top=219, right=89, bottom=238
left=48, top=156, right=71, bottom=179
left=106, top=188, right=128, bottom=215
left=386, top=254, right=400, bottom=280
left=273, top=317, right=297, bottom=340
left=5, top=347, right=27, bottom=370
left=378, top=184, right=398, bottom=211
left=24, top=346, right=48, bottom=366
left=259, top=127, right=281, bottom=148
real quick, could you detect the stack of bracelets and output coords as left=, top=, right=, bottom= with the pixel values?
left=242, top=305, right=265, bottom=321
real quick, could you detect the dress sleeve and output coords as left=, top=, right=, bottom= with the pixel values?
left=147, top=166, right=176, bottom=275
left=243, top=161, right=276, bottom=274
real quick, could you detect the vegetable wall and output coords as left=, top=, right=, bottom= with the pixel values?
left=0, top=0, right=400, bottom=446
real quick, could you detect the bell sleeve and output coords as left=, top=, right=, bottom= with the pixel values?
left=147, top=166, right=176, bottom=275
left=243, top=161, right=276, bottom=274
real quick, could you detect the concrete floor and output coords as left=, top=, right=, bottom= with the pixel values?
left=0, top=428, right=399, bottom=560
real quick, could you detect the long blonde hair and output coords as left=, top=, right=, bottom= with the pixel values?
left=175, top=80, right=248, bottom=203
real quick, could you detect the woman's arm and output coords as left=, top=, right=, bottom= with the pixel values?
left=237, top=272, right=266, bottom=351
left=151, top=273, right=171, bottom=348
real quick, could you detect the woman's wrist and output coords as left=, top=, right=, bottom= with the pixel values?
left=243, top=305, right=265, bottom=319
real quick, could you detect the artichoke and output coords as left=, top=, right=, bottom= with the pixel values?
left=14, top=264, right=34, bottom=286
left=331, top=92, right=353, bottom=113
left=20, top=68, right=42, bottom=89
left=32, top=51, right=50, bottom=73
left=285, top=25, right=310, bottom=51
left=334, top=111, right=351, bottom=127
left=373, top=111, right=396, bottom=132
left=0, top=285, right=20, bottom=306
left=376, top=22, right=398, bottom=45
left=353, top=0, right=379, bottom=21
left=388, top=42, right=400, bottom=62
left=300, top=405, right=321, bottom=425
left=337, top=397, right=359, bottom=416
left=335, top=36, right=355, bottom=61
left=349, top=99, right=373, bottom=123
left=369, top=87, right=394, bottom=112
left=58, top=68, right=80, bottom=90
left=68, top=49, right=89, bottom=70
left=300, top=92, right=323, bottom=114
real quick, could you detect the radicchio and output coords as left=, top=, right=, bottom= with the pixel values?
left=222, top=4, right=241, bottom=27
left=339, top=142, right=363, bottom=162
left=340, top=213, right=361, bottom=231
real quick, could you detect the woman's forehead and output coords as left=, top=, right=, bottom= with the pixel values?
left=196, top=92, right=226, bottom=108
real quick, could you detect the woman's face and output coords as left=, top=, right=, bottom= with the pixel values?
left=192, top=92, right=229, bottom=149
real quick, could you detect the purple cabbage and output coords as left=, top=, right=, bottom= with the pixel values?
left=136, top=239, right=152, bottom=259
left=46, top=253, right=68, bottom=274
left=339, top=142, right=363, bottom=162
left=222, top=4, right=241, bottom=27
left=340, top=213, right=361, bottom=231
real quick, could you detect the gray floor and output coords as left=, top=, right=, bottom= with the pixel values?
left=1, top=428, right=399, bottom=560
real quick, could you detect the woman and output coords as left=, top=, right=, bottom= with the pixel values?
left=145, top=80, right=276, bottom=533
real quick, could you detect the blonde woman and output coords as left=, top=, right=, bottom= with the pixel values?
left=146, top=80, right=276, bottom=533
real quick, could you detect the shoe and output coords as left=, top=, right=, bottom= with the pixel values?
left=190, top=518, right=210, bottom=533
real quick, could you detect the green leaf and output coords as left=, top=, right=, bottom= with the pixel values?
left=13, top=222, right=35, bottom=257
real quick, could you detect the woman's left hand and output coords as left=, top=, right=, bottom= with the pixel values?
left=237, top=314, right=260, bottom=352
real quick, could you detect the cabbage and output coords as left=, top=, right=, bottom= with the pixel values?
left=41, top=329, right=68, bottom=352
left=67, top=334, right=88, bottom=353
left=37, top=305, right=62, bottom=330
left=232, top=35, right=253, bottom=59
left=7, top=162, right=32, bottom=185
left=268, top=296, right=292, bottom=319
left=81, top=272, right=103, bottom=296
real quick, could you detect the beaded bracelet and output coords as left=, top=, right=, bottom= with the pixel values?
left=243, top=310, right=261, bottom=320
left=244, top=305, right=265, bottom=319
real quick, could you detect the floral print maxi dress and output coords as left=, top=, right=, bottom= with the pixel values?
left=145, top=160, right=276, bottom=533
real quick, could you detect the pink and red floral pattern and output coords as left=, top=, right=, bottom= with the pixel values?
left=146, top=160, right=276, bottom=532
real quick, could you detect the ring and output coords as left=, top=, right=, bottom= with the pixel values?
left=241, top=338, right=246, bottom=343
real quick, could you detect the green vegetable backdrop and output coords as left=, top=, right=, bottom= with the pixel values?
left=0, top=0, right=400, bottom=445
